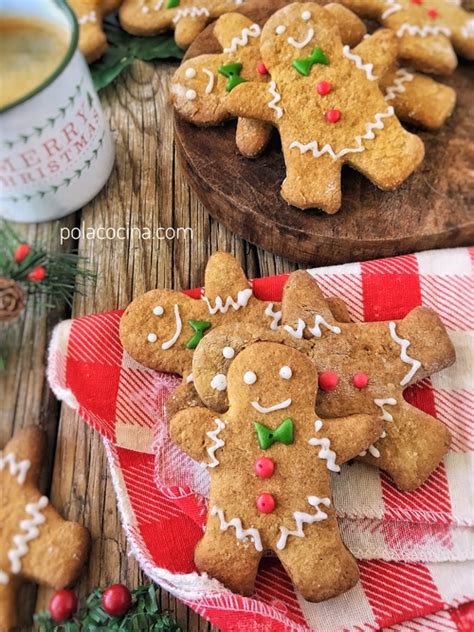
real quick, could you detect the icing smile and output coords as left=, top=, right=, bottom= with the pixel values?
left=251, top=398, right=292, bottom=413
left=288, top=28, right=314, bottom=49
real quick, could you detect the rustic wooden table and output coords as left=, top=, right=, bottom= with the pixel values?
left=0, top=58, right=300, bottom=631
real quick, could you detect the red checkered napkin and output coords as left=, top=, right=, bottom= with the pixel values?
left=48, top=248, right=474, bottom=631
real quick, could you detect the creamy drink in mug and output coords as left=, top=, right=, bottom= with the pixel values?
left=0, top=0, right=114, bottom=222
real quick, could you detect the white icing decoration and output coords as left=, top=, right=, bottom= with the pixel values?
left=276, top=496, right=330, bottom=550
left=223, top=346, right=235, bottom=359
left=461, top=19, right=474, bottom=38
left=302, top=10, right=311, bottom=21
left=8, top=496, right=48, bottom=574
left=161, top=304, right=182, bottom=350
left=173, top=7, right=210, bottom=24
left=152, top=305, right=164, bottom=315
left=374, top=397, right=397, bottom=422
left=381, top=0, right=402, bottom=20
left=265, top=303, right=282, bottom=330
left=388, top=321, right=421, bottom=386
left=267, top=81, right=284, bottom=119
left=0, top=570, right=9, bottom=585
left=202, top=418, right=226, bottom=468
left=147, top=333, right=157, bottom=343
left=79, top=11, right=97, bottom=24
left=0, top=452, right=30, bottom=485
left=185, top=89, right=197, bottom=100
left=251, top=398, right=291, bottom=414
left=276, top=25, right=286, bottom=35
left=243, top=370, right=257, bottom=385
left=284, top=318, right=306, bottom=339
left=211, top=505, right=263, bottom=551
left=203, top=68, right=215, bottom=94
left=186, top=373, right=194, bottom=383
left=288, top=28, right=314, bottom=49
left=359, top=444, right=381, bottom=458
left=202, top=288, right=252, bottom=314
left=223, top=23, right=261, bottom=53
left=396, top=24, right=452, bottom=38
left=308, top=315, right=341, bottom=337
left=309, top=420, right=340, bottom=472
left=290, top=106, right=394, bottom=161
left=210, top=374, right=227, bottom=391
left=185, top=68, right=197, bottom=78
left=384, top=68, right=415, bottom=101
left=141, top=5, right=150, bottom=12
left=342, top=46, right=378, bottom=81
left=279, top=365, right=292, bottom=379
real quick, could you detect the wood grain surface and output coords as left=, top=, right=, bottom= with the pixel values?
left=175, top=2, right=474, bottom=265
left=0, top=57, right=299, bottom=631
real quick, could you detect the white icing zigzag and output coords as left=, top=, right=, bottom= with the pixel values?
left=202, top=288, right=253, bottom=314
left=223, top=23, right=260, bottom=53
left=374, top=397, right=397, bottom=422
left=173, top=7, right=210, bottom=24
left=0, top=570, right=8, bottom=585
left=0, top=452, right=30, bottom=485
left=265, top=303, right=282, bottom=330
left=267, top=82, right=284, bottom=119
left=290, top=106, right=394, bottom=161
left=277, top=496, right=330, bottom=550
left=8, top=496, right=49, bottom=574
left=389, top=321, right=421, bottom=386
left=211, top=505, right=263, bottom=551
left=202, top=418, right=226, bottom=468
left=79, top=11, right=97, bottom=24
left=342, top=46, right=378, bottom=81
left=308, top=421, right=340, bottom=472
left=284, top=315, right=341, bottom=338
left=381, top=0, right=402, bottom=19
left=396, top=24, right=452, bottom=38
left=384, top=68, right=415, bottom=102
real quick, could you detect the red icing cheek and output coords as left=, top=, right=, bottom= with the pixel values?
left=316, top=81, right=331, bottom=96
left=427, top=8, right=439, bottom=17
left=255, top=457, right=275, bottom=478
left=319, top=371, right=339, bottom=391
left=352, top=372, right=369, bottom=389
left=325, top=109, right=341, bottom=123
left=256, top=492, right=275, bottom=513
left=257, top=62, right=268, bottom=75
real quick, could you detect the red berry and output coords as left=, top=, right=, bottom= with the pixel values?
left=101, top=584, right=132, bottom=617
left=316, top=81, right=331, bottom=96
left=254, top=457, right=275, bottom=479
left=27, top=266, right=46, bottom=282
left=352, top=372, right=369, bottom=389
left=325, top=109, right=341, bottom=123
left=318, top=371, right=339, bottom=391
left=257, top=62, right=268, bottom=75
left=256, top=492, right=275, bottom=514
left=427, top=8, right=438, bottom=17
left=14, top=243, right=31, bottom=263
left=49, top=590, right=78, bottom=623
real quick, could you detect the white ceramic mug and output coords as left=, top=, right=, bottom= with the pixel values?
left=0, top=0, right=114, bottom=223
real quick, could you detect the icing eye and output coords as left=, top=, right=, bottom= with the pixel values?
left=152, top=305, right=164, bottom=315
left=244, top=370, right=257, bottom=385
left=185, top=68, right=196, bottom=78
left=210, top=374, right=227, bottom=391
left=279, top=365, right=292, bottom=379
left=147, top=333, right=157, bottom=343
left=223, top=346, right=235, bottom=359
left=185, top=89, right=197, bottom=100
left=302, top=10, right=311, bottom=20
left=276, top=25, right=286, bottom=35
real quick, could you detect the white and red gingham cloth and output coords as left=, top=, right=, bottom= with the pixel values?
left=48, top=248, right=474, bottom=631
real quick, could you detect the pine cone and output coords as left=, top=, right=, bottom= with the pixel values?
left=0, top=278, right=25, bottom=322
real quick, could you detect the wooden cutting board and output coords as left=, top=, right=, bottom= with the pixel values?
left=174, top=1, right=474, bottom=265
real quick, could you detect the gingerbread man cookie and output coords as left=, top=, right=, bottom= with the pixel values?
left=171, top=6, right=367, bottom=156
left=170, top=342, right=383, bottom=600
left=337, top=0, right=474, bottom=75
left=225, top=3, right=425, bottom=212
left=192, top=269, right=455, bottom=491
left=0, top=427, right=90, bottom=631
left=69, top=0, right=122, bottom=63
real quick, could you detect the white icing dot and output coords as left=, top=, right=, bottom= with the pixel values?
left=243, top=371, right=257, bottom=385
left=185, top=89, right=197, bottom=100
left=302, top=11, right=311, bottom=20
left=147, top=333, right=157, bottom=343
left=211, top=374, right=227, bottom=391
left=276, top=25, right=286, bottom=35
left=185, top=68, right=197, bottom=78
left=152, top=305, right=164, bottom=315
left=223, top=346, right=235, bottom=359
left=141, top=5, right=150, bottom=13
left=279, top=365, right=292, bottom=379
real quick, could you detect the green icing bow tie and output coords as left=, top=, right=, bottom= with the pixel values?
left=292, top=47, right=329, bottom=77
left=218, top=62, right=247, bottom=92
left=254, top=418, right=294, bottom=450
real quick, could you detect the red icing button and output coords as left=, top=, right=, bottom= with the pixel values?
left=319, top=371, right=339, bottom=391
left=427, top=8, right=438, bottom=17
left=256, top=493, right=275, bottom=513
left=255, top=457, right=275, bottom=479
left=410, top=0, right=423, bottom=4
left=257, top=62, right=268, bottom=75
left=325, top=109, right=341, bottom=123
left=352, top=372, right=369, bottom=389
left=317, top=81, right=331, bottom=96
